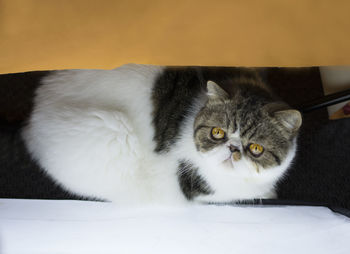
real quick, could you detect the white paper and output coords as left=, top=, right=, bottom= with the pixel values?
left=0, top=199, right=349, bottom=254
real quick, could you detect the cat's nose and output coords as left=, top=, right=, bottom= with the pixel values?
left=229, top=145, right=240, bottom=153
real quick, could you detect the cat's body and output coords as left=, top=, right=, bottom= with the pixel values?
left=22, top=64, right=301, bottom=205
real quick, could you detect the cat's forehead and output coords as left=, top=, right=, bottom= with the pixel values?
left=206, top=100, right=236, bottom=114
left=201, top=103, right=234, bottom=126
left=205, top=99, right=267, bottom=121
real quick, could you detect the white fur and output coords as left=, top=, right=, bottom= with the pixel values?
left=22, top=64, right=296, bottom=206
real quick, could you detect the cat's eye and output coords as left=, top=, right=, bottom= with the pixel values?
left=211, top=127, right=225, bottom=140
left=249, top=143, right=264, bottom=156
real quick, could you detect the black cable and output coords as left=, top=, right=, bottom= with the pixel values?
left=299, top=88, right=350, bottom=113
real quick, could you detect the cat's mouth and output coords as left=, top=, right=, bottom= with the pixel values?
left=223, top=153, right=233, bottom=161
left=222, top=151, right=242, bottom=168
left=224, top=151, right=241, bottom=162
left=222, top=154, right=262, bottom=174
left=223, top=154, right=235, bottom=167
left=223, top=158, right=233, bottom=168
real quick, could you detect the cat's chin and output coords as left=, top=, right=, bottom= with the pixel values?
left=220, top=157, right=263, bottom=174
left=221, top=157, right=234, bottom=169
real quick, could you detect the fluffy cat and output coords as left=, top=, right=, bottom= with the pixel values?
left=22, top=64, right=302, bottom=205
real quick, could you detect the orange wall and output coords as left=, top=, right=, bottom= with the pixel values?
left=1, top=0, right=350, bottom=73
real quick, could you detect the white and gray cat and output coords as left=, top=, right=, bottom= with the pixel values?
left=22, top=64, right=302, bottom=205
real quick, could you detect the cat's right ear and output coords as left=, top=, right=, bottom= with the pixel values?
left=207, top=81, right=229, bottom=100
left=274, top=109, right=302, bottom=133
left=264, top=103, right=302, bottom=133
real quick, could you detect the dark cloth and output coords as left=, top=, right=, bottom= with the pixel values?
left=277, top=118, right=350, bottom=210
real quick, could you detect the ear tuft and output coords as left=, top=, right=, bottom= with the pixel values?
left=207, top=81, right=229, bottom=99
left=274, top=109, right=302, bottom=132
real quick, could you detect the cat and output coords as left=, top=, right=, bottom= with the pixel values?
left=22, top=64, right=302, bottom=205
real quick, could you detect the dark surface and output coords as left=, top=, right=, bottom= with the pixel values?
left=277, top=118, right=350, bottom=209
left=0, top=125, right=80, bottom=200
left=0, top=71, right=51, bottom=127
left=2, top=67, right=349, bottom=212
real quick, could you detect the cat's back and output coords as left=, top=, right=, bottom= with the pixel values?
left=29, top=63, right=164, bottom=148
left=22, top=64, right=168, bottom=202
left=35, top=64, right=163, bottom=111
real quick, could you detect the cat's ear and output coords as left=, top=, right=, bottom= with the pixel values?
left=207, top=81, right=229, bottom=100
left=265, top=103, right=302, bottom=132
left=274, top=109, right=302, bottom=132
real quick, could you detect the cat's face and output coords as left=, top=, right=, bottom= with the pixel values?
left=193, top=81, right=302, bottom=175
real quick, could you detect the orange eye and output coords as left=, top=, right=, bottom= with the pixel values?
left=211, top=127, right=225, bottom=140
left=249, top=143, right=264, bottom=156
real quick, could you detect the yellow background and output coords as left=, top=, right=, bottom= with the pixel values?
left=1, top=0, right=350, bottom=74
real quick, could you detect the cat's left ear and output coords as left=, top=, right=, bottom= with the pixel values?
left=207, top=81, right=229, bottom=100
left=274, top=109, right=302, bottom=132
